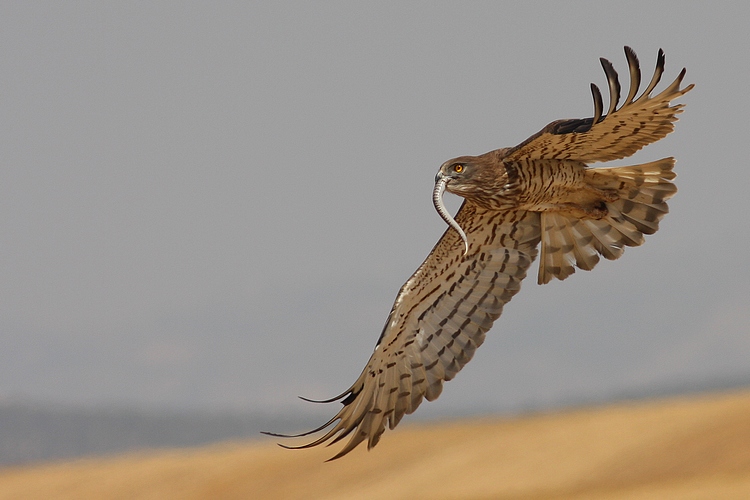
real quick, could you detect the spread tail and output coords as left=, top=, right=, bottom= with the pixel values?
left=538, top=158, right=677, bottom=284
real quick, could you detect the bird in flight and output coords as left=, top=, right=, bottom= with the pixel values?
left=265, top=47, right=693, bottom=460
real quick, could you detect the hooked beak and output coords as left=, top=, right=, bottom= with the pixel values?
left=433, top=173, right=469, bottom=256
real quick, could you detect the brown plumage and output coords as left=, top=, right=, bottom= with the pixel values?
left=264, top=47, right=692, bottom=460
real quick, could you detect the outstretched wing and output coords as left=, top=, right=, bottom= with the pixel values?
left=266, top=204, right=540, bottom=460
left=504, top=47, right=694, bottom=163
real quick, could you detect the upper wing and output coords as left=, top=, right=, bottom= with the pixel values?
left=504, top=47, right=694, bottom=163
left=268, top=204, right=541, bottom=460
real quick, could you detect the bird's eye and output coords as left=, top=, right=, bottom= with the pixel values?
left=454, top=164, right=464, bottom=173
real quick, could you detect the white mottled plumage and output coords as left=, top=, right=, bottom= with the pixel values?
left=265, top=47, right=692, bottom=459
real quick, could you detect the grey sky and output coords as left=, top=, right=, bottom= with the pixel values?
left=1, top=2, right=748, bottom=418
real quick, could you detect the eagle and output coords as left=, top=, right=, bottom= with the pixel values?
left=265, top=47, right=693, bottom=460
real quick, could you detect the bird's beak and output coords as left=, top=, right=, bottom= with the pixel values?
left=433, top=174, right=469, bottom=256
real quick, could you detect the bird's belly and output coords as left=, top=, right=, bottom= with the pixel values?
left=512, top=159, right=591, bottom=212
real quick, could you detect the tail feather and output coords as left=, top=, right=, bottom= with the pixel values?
left=564, top=217, right=600, bottom=271
left=581, top=218, right=625, bottom=260
left=537, top=158, right=676, bottom=284
left=605, top=203, right=646, bottom=246
left=540, top=214, right=576, bottom=281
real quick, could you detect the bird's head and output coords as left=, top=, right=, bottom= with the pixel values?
left=434, top=156, right=482, bottom=197
left=433, top=154, right=510, bottom=255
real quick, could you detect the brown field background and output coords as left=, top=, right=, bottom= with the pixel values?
left=1, top=389, right=749, bottom=499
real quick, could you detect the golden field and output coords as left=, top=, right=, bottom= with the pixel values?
left=1, top=389, right=749, bottom=499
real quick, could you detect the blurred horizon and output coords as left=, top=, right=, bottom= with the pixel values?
left=2, top=378, right=749, bottom=467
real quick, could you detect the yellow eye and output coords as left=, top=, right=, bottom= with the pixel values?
left=454, top=164, right=464, bottom=173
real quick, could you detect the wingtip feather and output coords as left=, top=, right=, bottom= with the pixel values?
left=590, top=83, right=603, bottom=125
